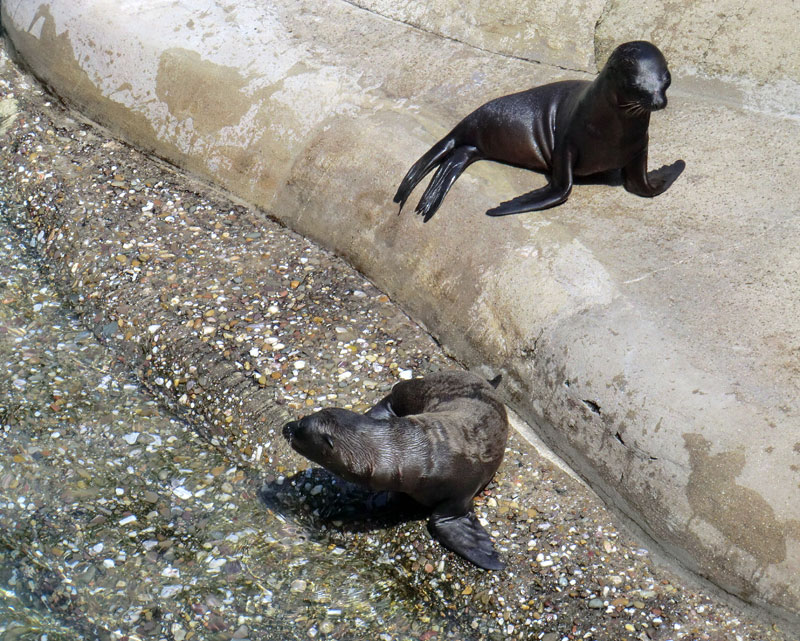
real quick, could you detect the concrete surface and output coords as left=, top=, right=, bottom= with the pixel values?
left=348, top=0, right=607, bottom=71
left=2, top=0, right=799, bottom=628
left=595, top=1, right=800, bottom=117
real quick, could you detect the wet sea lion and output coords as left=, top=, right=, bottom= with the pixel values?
left=282, top=370, right=509, bottom=570
left=394, top=41, right=685, bottom=220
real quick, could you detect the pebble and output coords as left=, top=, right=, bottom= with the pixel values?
left=172, top=486, right=193, bottom=500
left=290, top=580, right=307, bottom=593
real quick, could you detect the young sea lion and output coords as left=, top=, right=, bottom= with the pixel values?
left=282, top=370, right=509, bottom=569
left=394, top=41, right=685, bottom=220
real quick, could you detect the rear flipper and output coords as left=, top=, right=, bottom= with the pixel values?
left=364, top=394, right=396, bottom=420
left=394, top=137, right=456, bottom=211
left=415, top=146, right=478, bottom=222
left=427, top=511, right=505, bottom=570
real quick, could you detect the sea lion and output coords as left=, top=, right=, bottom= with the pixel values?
left=282, top=370, right=509, bottom=570
left=393, top=40, right=685, bottom=220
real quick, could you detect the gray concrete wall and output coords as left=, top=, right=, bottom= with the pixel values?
left=351, top=0, right=800, bottom=116
left=596, top=0, right=800, bottom=115
left=349, top=0, right=606, bottom=71
left=3, top=0, right=799, bottom=628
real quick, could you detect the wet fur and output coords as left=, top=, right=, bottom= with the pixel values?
left=283, top=371, right=508, bottom=569
left=394, top=40, right=685, bottom=220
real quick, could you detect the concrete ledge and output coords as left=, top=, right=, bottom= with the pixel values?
left=3, top=0, right=800, bottom=626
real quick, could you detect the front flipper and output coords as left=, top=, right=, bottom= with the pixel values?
left=486, top=144, right=574, bottom=216
left=486, top=182, right=572, bottom=216
left=623, top=147, right=685, bottom=197
left=427, top=512, right=505, bottom=570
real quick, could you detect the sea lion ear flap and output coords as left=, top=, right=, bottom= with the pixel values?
left=323, top=434, right=334, bottom=450
left=487, top=374, right=502, bottom=389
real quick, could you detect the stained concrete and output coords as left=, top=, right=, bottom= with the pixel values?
left=2, top=0, right=799, bottom=628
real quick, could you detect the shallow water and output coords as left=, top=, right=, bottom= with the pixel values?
left=0, top=223, right=454, bottom=640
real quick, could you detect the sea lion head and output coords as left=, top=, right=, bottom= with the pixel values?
left=603, top=41, right=671, bottom=115
left=282, top=408, right=376, bottom=482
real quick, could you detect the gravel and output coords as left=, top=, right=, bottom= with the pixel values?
left=0, top=41, right=793, bottom=640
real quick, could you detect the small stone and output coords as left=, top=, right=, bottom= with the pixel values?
left=290, top=579, right=307, bottom=593
left=588, top=598, right=605, bottom=609
left=102, top=321, right=119, bottom=337
left=207, top=614, right=227, bottom=632
left=173, top=486, right=192, bottom=500
left=161, top=585, right=183, bottom=598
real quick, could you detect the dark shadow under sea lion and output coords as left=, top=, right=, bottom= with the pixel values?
left=394, top=41, right=685, bottom=220
left=282, top=370, right=509, bottom=570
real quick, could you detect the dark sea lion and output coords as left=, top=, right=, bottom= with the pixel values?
left=282, top=370, right=509, bottom=570
left=394, top=40, right=685, bottom=220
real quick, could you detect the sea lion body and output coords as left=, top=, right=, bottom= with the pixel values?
left=282, top=370, right=508, bottom=569
left=394, top=41, right=685, bottom=220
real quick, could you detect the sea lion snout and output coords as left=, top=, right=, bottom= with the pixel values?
left=282, top=419, right=300, bottom=442
left=647, top=92, right=667, bottom=111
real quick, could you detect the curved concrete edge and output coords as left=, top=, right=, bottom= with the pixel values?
left=3, top=0, right=800, bottom=628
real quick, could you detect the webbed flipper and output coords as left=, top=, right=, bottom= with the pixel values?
left=427, top=511, right=504, bottom=570
left=486, top=144, right=575, bottom=216
left=622, top=148, right=685, bottom=197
